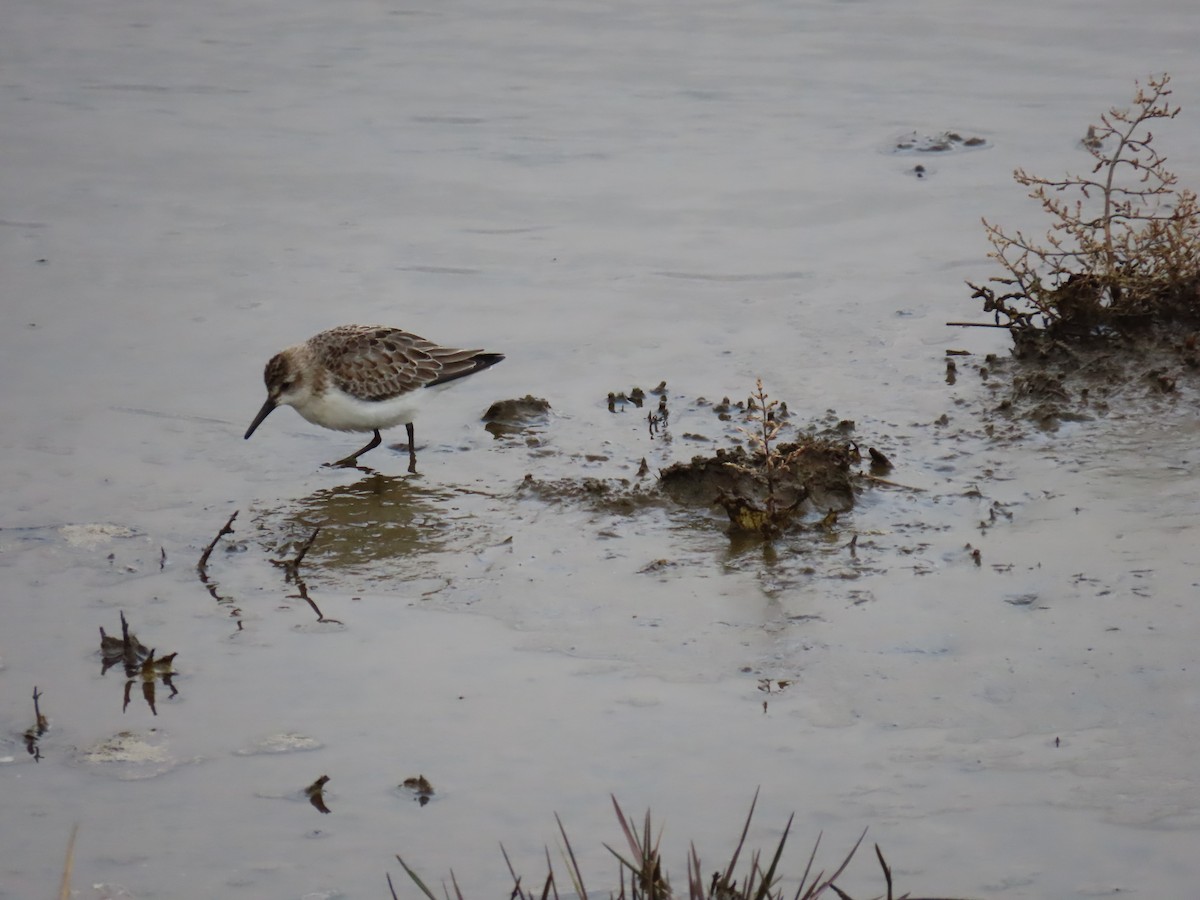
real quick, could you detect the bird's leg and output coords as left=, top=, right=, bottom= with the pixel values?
left=406, top=422, right=417, bottom=474
left=325, top=430, right=382, bottom=469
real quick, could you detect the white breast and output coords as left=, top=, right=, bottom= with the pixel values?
left=290, top=383, right=425, bottom=432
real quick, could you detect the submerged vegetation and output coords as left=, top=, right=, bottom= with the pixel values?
left=967, top=74, right=1200, bottom=346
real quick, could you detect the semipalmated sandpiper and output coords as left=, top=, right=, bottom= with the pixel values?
left=245, top=324, right=504, bottom=471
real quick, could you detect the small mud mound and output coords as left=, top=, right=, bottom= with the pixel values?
left=659, top=441, right=854, bottom=511
left=661, top=439, right=857, bottom=536
left=891, top=130, right=989, bottom=153
left=889, top=131, right=988, bottom=180
left=483, top=395, right=552, bottom=438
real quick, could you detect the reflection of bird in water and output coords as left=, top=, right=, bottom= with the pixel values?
left=245, top=324, right=504, bottom=471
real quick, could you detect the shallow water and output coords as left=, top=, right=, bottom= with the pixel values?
left=4, top=1, right=1200, bottom=897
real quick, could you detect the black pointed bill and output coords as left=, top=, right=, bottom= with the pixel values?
left=244, top=397, right=277, bottom=439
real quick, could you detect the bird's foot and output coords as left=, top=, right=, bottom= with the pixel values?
left=324, top=454, right=364, bottom=469
left=325, top=430, right=383, bottom=469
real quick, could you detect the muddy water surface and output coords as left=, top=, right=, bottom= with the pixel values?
left=4, top=1, right=1200, bottom=898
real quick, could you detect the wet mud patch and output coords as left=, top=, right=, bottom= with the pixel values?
left=248, top=474, right=474, bottom=579
left=950, top=333, right=1199, bottom=433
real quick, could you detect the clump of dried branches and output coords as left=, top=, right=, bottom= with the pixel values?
left=968, top=73, right=1200, bottom=343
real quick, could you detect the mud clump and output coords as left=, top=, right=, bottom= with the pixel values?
left=483, top=396, right=551, bottom=438
left=518, top=437, right=857, bottom=527
left=892, top=130, right=988, bottom=153
left=659, top=440, right=856, bottom=517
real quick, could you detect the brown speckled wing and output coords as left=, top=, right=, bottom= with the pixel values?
left=311, top=326, right=497, bottom=402
left=310, top=326, right=437, bottom=402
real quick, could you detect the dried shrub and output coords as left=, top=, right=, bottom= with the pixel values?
left=968, top=74, right=1200, bottom=342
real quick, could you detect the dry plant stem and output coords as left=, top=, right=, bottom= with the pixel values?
left=874, top=845, right=893, bottom=900
left=857, top=472, right=925, bottom=491
left=58, top=824, right=78, bottom=900
left=32, top=685, right=47, bottom=730
left=792, top=831, right=823, bottom=900
left=555, top=812, right=589, bottom=900
left=606, top=797, right=668, bottom=897
left=1093, top=78, right=1176, bottom=267
left=806, top=828, right=866, bottom=900
left=723, top=378, right=806, bottom=539
left=753, top=812, right=794, bottom=900
left=539, top=848, right=558, bottom=900
left=751, top=382, right=781, bottom=518
left=499, top=844, right=530, bottom=900
left=197, top=510, right=239, bottom=573
left=716, top=785, right=760, bottom=891
left=394, top=856, right=440, bottom=900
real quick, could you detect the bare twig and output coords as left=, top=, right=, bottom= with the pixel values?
left=32, top=686, right=47, bottom=731
left=197, top=510, right=238, bottom=574
left=24, top=686, right=49, bottom=761
left=857, top=473, right=927, bottom=491
left=272, top=527, right=321, bottom=582
left=290, top=579, right=343, bottom=625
